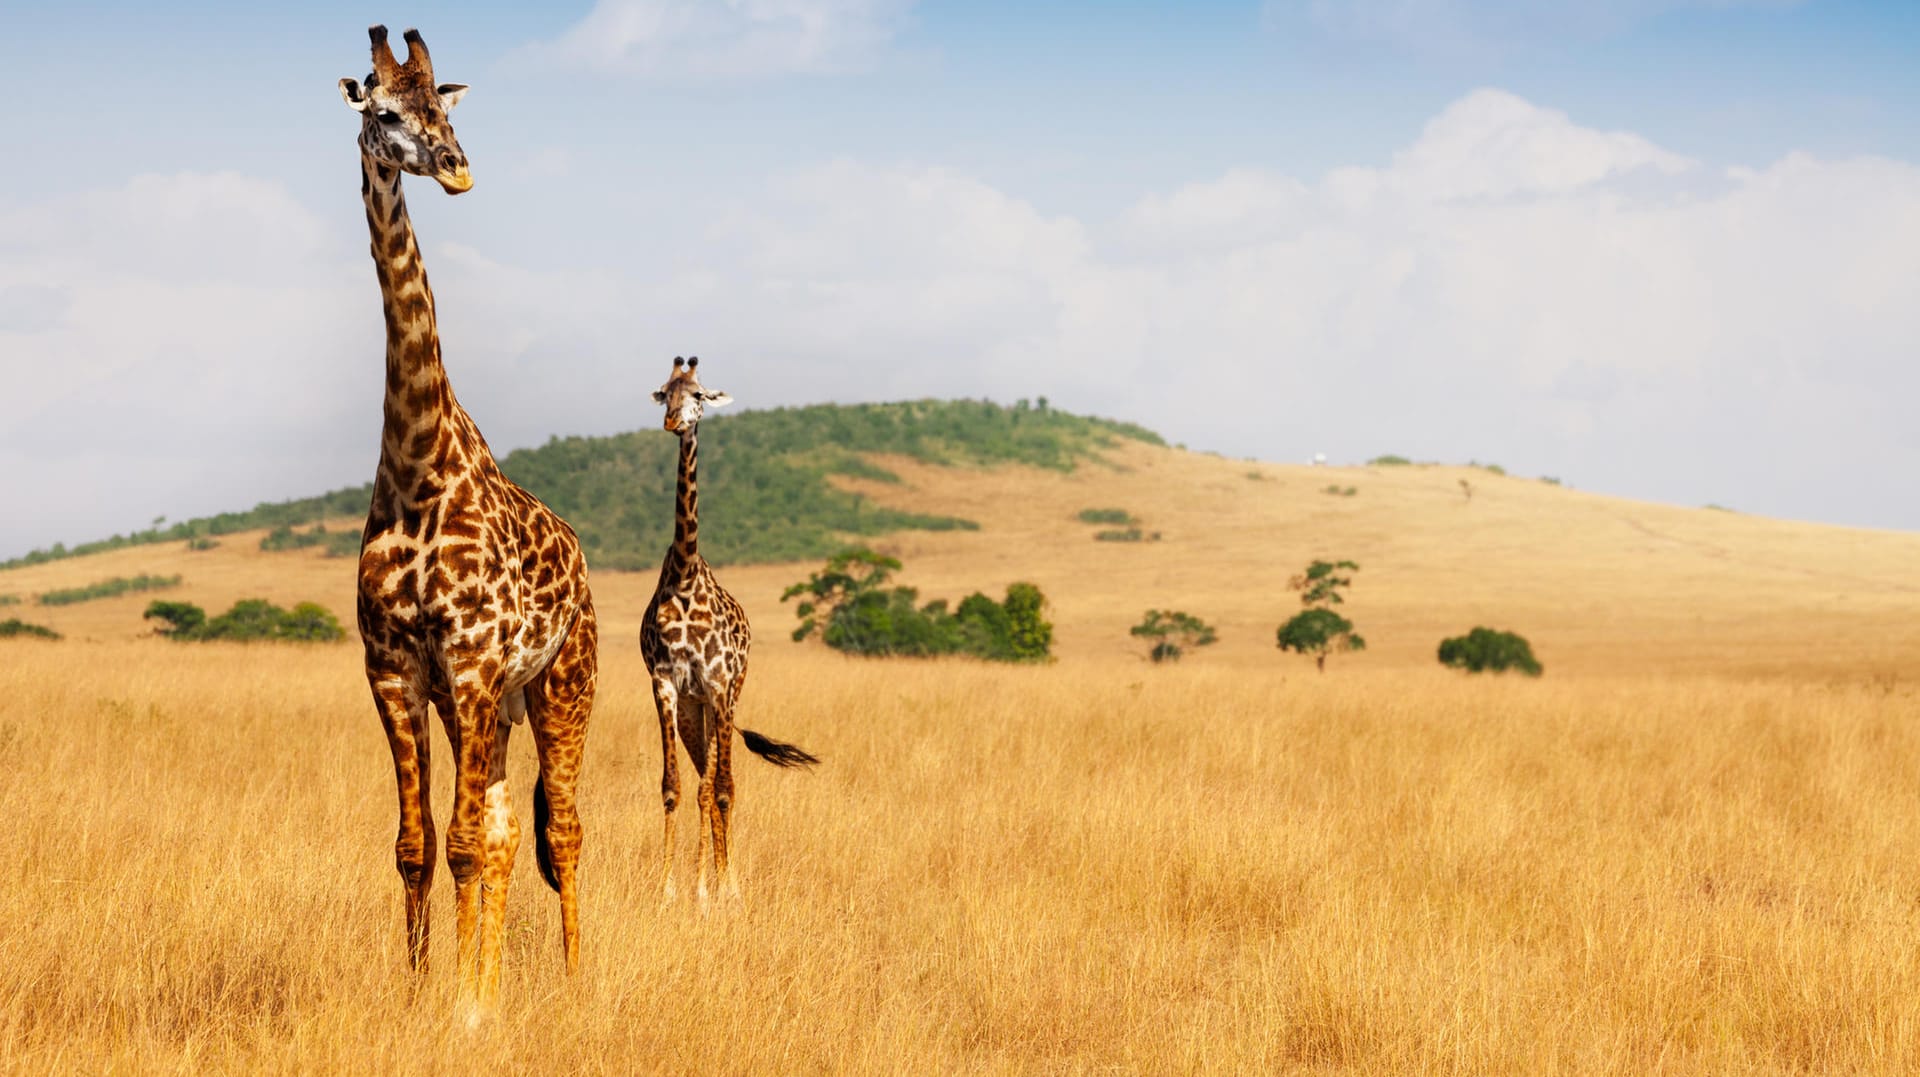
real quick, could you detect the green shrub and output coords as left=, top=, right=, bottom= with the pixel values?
left=1094, top=528, right=1154, bottom=543
left=186, top=537, right=220, bottom=551
left=1131, top=609, right=1217, bottom=663
left=38, top=574, right=182, bottom=607
left=1437, top=627, right=1542, bottom=676
left=144, top=598, right=347, bottom=643
left=1077, top=508, right=1136, bottom=525
left=782, top=548, right=1051, bottom=662
left=1321, top=485, right=1357, bottom=497
left=261, top=523, right=360, bottom=558
left=0, top=594, right=18, bottom=606
left=1368, top=454, right=1412, bottom=466
left=0, top=618, right=61, bottom=640
left=143, top=601, right=207, bottom=638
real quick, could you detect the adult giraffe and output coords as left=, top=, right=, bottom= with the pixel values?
left=340, top=25, right=596, bottom=1011
left=642, top=357, right=818, bottom=910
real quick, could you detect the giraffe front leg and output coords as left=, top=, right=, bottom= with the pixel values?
left=369, top=674, right=435, bottom=973
left=650, top=673, right=683, bottom=908
left=475, top=717, right=518, bottom=1012
left=446, top=685, right=506, bottom=1016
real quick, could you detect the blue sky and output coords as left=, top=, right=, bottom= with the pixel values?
left=2, top=1, right=1917, bottom=557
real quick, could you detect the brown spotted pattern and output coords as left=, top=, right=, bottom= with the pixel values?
left=640, top=357, right=815, bottom=909
left=343, top=26, right=595, bottom=1012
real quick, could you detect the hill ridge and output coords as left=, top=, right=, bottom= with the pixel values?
left=3, top=398, right=1162, bottom=572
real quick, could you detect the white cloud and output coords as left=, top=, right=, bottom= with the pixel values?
left=1268, top=0, right=1805, bottom=54
left=514, top=0, right=916, bottom=79
left=5, top=89, right=1919, bottom=558
left=679, top=93, right=1919, bottom=524
left=0, top=173, right=377, bottom=553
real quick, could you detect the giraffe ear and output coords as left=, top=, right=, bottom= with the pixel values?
left=701, top=391, right=734, bottom=409
left=651, top=389, right=668, bottom=404
left=438, top=84, right=470, bottom=111
left=340, top=78, right=371, bottom=112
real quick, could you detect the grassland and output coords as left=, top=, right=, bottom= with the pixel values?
left=3, top=441, right=1918, bottom=1073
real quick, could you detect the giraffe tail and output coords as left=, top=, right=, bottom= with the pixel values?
left=740, top=728, right=820, bottom=769
left=533, top=776, right=559, bottom=893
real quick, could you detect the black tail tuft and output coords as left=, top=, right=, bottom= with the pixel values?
left=534, top=777, right=559, bottom=893
left=740, top=728, right=820, bottom=769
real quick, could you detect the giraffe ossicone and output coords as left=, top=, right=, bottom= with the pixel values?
left=342, top=24, right=597, bottom=1012
left=640, top=355, right=818, bottom=911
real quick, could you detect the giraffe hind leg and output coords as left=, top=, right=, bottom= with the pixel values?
left=679, top=697, right=715, bottom=910
left=528, top=605, right=595, bottom=973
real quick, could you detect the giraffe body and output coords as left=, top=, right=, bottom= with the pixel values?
left=342, top=26, right=595, bottom=1012
left=640, top=357, right=817, bottom=909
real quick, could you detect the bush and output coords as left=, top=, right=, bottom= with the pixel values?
left=0, top=618, right=61, bottom=640
left=38, top=574, right=182, bottom=607
left=782, top=548, right=1052, bottom=662
left=1437, top=627, right=1542, bottom=676
left=1131, top=609, right=1217, bottom=663
left=144, top=598, right=347, bottom=643
left=1368, top=454, right=1412, bottom=466
left=1095, top=528, right=1160, bottom=543
left=1321, top=485, right=1357, bottom=497
left=0, top=594, right=18, bottom=606
left=261, top=524, right=360, bottom=558
left=1077, top=508, right=1136, bottom=525
left=186, top=537, right=220, bottom=551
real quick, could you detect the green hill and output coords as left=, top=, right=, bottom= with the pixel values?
left=5, top=399, right=1161, bottom=572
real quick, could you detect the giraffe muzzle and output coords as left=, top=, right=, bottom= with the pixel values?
left=434, top=152, right=473, bottom=195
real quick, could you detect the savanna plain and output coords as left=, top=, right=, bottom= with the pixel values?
left=4, top=441, right=1920, bottom=1074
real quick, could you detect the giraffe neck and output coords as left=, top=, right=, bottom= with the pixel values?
left=668, top=427, right=700, bottom=570
left=361, top=156, right=472, bottom=500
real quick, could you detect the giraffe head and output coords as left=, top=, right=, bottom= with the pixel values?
left=338, top=26, right=473, bottom=195
left=652, top=357, right=733, bottom=435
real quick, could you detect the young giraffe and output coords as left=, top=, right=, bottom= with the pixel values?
left=642, top=356, right=818, bottom=909
left=339, top=26, right=596, bottom=1011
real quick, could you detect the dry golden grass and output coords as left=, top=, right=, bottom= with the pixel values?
left=3, top=442, right=1919, bottom=1073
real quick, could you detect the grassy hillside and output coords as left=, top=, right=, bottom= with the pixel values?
left=6, top=438, right=1920, bottom=1072
left=1, top=398, right=1161, bottom=572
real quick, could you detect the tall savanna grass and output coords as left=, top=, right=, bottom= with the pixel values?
left=4, top=640, right=1918, bottom=1073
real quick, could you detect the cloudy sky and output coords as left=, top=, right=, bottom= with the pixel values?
left=2, top=1, right=1917, bottom=558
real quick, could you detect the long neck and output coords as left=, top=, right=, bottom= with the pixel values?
left=668, top=427, right=700, bottom=568
left=362, top=156, right=465, bottom=497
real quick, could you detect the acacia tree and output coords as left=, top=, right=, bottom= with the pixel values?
left=780, top=547, right=903, bottom=644
left=1276, top=608, right=1365, bottom=672
left=1277, top=558, right=1365, bottom=672
left=1131, top=609, right=1217, bottom=663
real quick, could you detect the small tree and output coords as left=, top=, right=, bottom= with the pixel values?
left=1131, top=609, right=1216, bottom=663
left=1001, top=582, right=1053, bottom=661
left=1279, top=558, right=1364, bottom=672
left=144, top=600, right=207, bottom=638
left=1437, top=627, right=1542, bottom=676
left=1290, top=559, right=1359, bottom=606
left=781, top=547, right=903, bottom=644
left=1276, top=608, right=1366, bottom=672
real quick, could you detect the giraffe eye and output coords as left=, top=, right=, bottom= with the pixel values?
left=376, top=110, right=402, bottom=125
